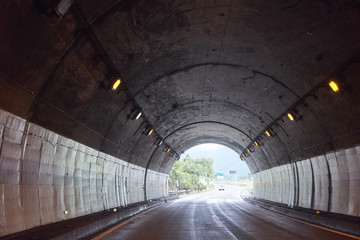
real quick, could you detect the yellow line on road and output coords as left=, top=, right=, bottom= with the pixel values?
left=262, top=208, right=360, bottom=240
left=92, top=206, right=161, bottom=240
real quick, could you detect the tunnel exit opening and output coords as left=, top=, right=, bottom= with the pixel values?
left=169, top=143, right=252, bottom=197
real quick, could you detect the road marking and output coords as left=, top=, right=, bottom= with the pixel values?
left=91, top=205, right=161, bottom=240
left=262, top=208, right=360, bottom=240
left=212, top=214, right=224, bottom=228
left=207, top=202, right=237, bottom=240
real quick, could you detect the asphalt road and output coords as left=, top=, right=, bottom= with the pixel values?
left=95, top=185, right=356, bottom=240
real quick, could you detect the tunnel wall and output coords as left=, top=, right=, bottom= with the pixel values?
left=146, top=169, right=169, bottom=201
left=0, top=109, right=168, bottom=236
left=252, top=146, right=360, bottom=217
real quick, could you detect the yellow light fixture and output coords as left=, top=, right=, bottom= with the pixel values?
left=287, top=110, right=299, bottom=121
left=287, top=113, right=295, bottom=121
left=246, top=146, right=254, bottom=153
left=254, top=138, right=263, bottom=146
left=265, top=128, right=275, bottom=137
left=112, top=79, right=121, bottom=90
left=144, top=126, right=154, bottom=136
left=328, top=80, right=339, bottom=92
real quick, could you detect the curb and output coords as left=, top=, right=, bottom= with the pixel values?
left=244, top=197, right=360, bottom=237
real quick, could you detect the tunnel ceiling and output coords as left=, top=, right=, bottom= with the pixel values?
left=1, top=0, right=360, bottom=174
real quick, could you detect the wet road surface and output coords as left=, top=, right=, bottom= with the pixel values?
left=94, top=185, right=357, bottom=240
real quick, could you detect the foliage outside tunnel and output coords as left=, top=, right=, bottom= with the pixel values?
left=169, top=155, right=215, bottom=191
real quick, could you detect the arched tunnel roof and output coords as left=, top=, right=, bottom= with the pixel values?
left=1, top=0, right=360, bottom=174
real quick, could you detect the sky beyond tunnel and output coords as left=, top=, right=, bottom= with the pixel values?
left=181, top=144, right=251, bottom=178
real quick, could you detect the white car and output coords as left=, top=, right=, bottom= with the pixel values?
left=218, top=185, right=225, bottom=191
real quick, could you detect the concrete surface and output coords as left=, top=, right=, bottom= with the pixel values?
left=91, top=185, right=358, bottom=240
left=0, top=1, right=360, bottom=174
left=0, top=109, right=168, bottom=236
left=1, top=198, right=173, bottom=240
left=252, top=146, right=360, bottom=217
left=245, top=197, right=360, bottom=237
left=0, top=0, right=360, bottom=237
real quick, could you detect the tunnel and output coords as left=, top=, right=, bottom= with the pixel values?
left=0, top=0, right=360, bottom=238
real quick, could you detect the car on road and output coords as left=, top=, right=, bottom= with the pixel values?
left=218, top=185, right=225, bottom=191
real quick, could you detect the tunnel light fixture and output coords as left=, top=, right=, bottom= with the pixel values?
left=328, top=79, right=340, bottom=93
left=135, top=112, right=142, bottom=120
left=287, top=110, right=299, bottom=121
left=242, top=150, right=249, bottom=157
left=144, top=126, right=153, bottom=136
left=254, top=138, right=263, bottom=146
left=164, top=146, right=171, bottom=152
left=111, top=78, right=121, bottom=91
left=154, top=138, right=163, bottom=146
left=287, top=113, right=295, bottom=121
left=247, top=146, right=254, bottom=153
left=265, top=128, right=275, bottom=137
left=129, top=108, right=142, bottom=120
left=64, top=210, right=69, bottom=215
left=327, top=75, right=345, bottom=93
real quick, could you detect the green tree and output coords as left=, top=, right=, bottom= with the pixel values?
left=169, top=155, right=214, bottom=191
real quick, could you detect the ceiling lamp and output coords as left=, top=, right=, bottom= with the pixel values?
left=154, top=138, right=163, bottom=146
left=111, top=78, right=121, bottom=91
left=164, top=146, right=171, bottom=152
left=328, top=79, right=342, bottom=93
left=247, top=146, right=254, bottom=153
left=287, top=110, right=299, bottom=121
left=254, top=138, right=263, bottom=146
left=144, top=126, right=153, bottom=136
left=129, top=108, right=142, bottom=120
left=265, top=128, right=275, bottom=137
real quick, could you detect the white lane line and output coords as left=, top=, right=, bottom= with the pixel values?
left=212, top=214, right=224, bottom=228
left=208, top=202, right=238, bottom=240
